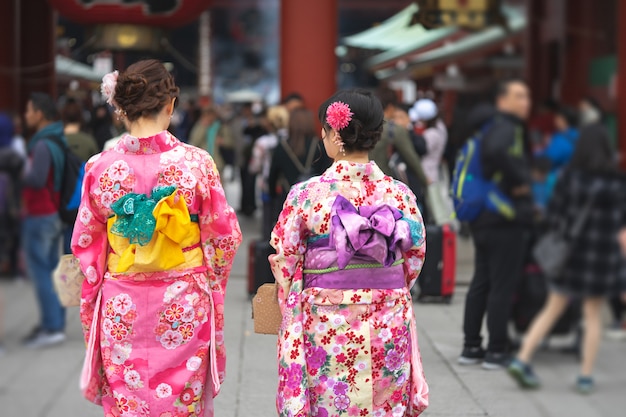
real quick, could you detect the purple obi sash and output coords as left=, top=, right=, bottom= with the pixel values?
left=303, top=196, right=414, bottom=290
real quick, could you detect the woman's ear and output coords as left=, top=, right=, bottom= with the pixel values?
left=169, top=98, right=177, bottom=116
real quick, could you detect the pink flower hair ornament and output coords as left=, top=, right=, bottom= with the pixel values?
left=101, top=70, right=119, bottom=107
left=326, top=101, right=353, bottom=131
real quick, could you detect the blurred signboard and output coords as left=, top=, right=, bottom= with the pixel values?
left=413, top=0, right=506, bottom=30
left=47, top=0, right=212, bottom=28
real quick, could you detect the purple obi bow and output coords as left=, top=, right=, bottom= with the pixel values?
left=330, top=195, right=413, bottom=269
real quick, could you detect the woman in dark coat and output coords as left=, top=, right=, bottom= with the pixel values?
left=0, top=113, right=24, bottom=278
left=268, top=108, right=330, bottom=202
left=508, top=124, right=626, bottom=393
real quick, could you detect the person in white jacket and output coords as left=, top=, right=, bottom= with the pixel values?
left=410, top=99, right=448, bottom=183
left=248, top=105, right=289, bottom=238
left=410, top=99, right=452, bottom=226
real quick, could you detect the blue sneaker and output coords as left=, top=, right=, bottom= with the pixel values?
left=576, top=376, right=594, bottom=394
left=508, top=358, right=541, bottom=389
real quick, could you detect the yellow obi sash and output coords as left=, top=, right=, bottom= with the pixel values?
left=106, top=186, right=203, bottom=273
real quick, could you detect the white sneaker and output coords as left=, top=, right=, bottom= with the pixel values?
left=605, top=322, right=626, bottom=341
left=23, top=330, right=66, bottom=349
left=606, top=328, right=626, bottom=341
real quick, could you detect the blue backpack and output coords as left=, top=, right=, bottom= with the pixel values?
left=450, top=123, right=514, bottom=222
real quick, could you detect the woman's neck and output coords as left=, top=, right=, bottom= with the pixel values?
left=336, top=152, right=369, bottom=164
left=128, top=122, right=167, bottom=139
left=64, top=123, right=81, bottom=134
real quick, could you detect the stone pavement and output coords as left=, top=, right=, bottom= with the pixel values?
left=1, top=213, right=625, bottom=417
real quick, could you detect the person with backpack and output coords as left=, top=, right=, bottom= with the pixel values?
left=457, top=79, right=534, bottom=369
left=21, top=92, right=68, bottom=348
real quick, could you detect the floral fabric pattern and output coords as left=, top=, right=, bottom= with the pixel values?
left=270, top=161, right=429, bottom=417
left=155, top=280, right=210, bottom=350
left=72, top=131, right=241, bottom=417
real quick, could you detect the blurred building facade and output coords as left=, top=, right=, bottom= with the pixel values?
left=0, top=0, right=624, bottom=163
left=341, top=0, right=623, bottom=165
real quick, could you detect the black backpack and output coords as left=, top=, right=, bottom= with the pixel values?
left=45, top=136, right=86, bottom=225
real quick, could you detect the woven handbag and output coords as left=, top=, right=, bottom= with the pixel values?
left=252, top=283, right=282, bottom=335
left=52, top=254, right=84, bottom=307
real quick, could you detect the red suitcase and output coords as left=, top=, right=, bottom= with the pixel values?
left=416, top=224, right=456, bottom=303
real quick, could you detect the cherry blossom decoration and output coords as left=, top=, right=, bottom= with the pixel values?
left=101, top=70, right=119, bottom=107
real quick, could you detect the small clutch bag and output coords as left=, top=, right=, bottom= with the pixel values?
left=52, top=254, right=85, bottom=307
left=252, top=283, right=282, bottom=335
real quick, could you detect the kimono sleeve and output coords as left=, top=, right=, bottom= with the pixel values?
left=399, top=185, right=426, bottom=289
left=269, top=187, right=308, bottom=309
left=72, top=164, right=109, bottom=301
left=71, top=160, right=109, bottom=338
left=198, top=155, right=242, bottom=295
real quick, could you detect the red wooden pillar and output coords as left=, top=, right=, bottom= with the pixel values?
left=0, top=1, right=16, bottom=111
left=560, top=0, right=613, bottom=105
left=560, top=0, right=589, bottom=104
left=280, top=0, right=337, bottom=114
left=618, top=0, right=626, bottom=169
left=19, top=0, right=56, bottom=112
left=524, top=0, right=540, bottom=102
left=524, top=0, right=556, bottom=105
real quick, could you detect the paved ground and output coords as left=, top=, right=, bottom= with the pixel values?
left=1, top=213, right=625, bottom=417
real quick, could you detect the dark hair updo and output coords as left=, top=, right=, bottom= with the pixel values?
left=318, top=89, right=384, bottom=152
left=114, top=59, right=179, bottom=122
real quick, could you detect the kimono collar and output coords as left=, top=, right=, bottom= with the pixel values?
left=324, top=161, right=386, bottom=183
left=115, top=130, right=180, bottom=155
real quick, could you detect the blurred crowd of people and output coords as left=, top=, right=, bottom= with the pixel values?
left=0, top=98, right=126, bottom=281
left=1, top=78, right=625, bottom=398
left=451, top=79, right=626, bottom=394
left=0, top=84, right=457, bottom=354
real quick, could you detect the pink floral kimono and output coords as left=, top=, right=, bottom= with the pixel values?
left=71, top=131, right=241, bottom=417
left=270, top=161, right=429, bottom=417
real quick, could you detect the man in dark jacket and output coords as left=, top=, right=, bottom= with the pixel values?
left=459, top=79, right=533, bottom=369
left=21, top=93, right=67, bottom=349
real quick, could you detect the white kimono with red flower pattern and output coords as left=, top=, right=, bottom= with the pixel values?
left=72, top=131, right=241, bottom=417
left=270, top=161, right=429, bottom=417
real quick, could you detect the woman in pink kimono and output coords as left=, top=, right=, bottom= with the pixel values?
left=71, top=60, right=242, bottom=417
left=270, top=90, right=429, bottom=417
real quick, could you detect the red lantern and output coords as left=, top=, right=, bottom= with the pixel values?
left=47, top=0, right=213, bottom=28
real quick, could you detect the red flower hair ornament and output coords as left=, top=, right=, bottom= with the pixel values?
left=326, top=101, right=353, bottom=131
